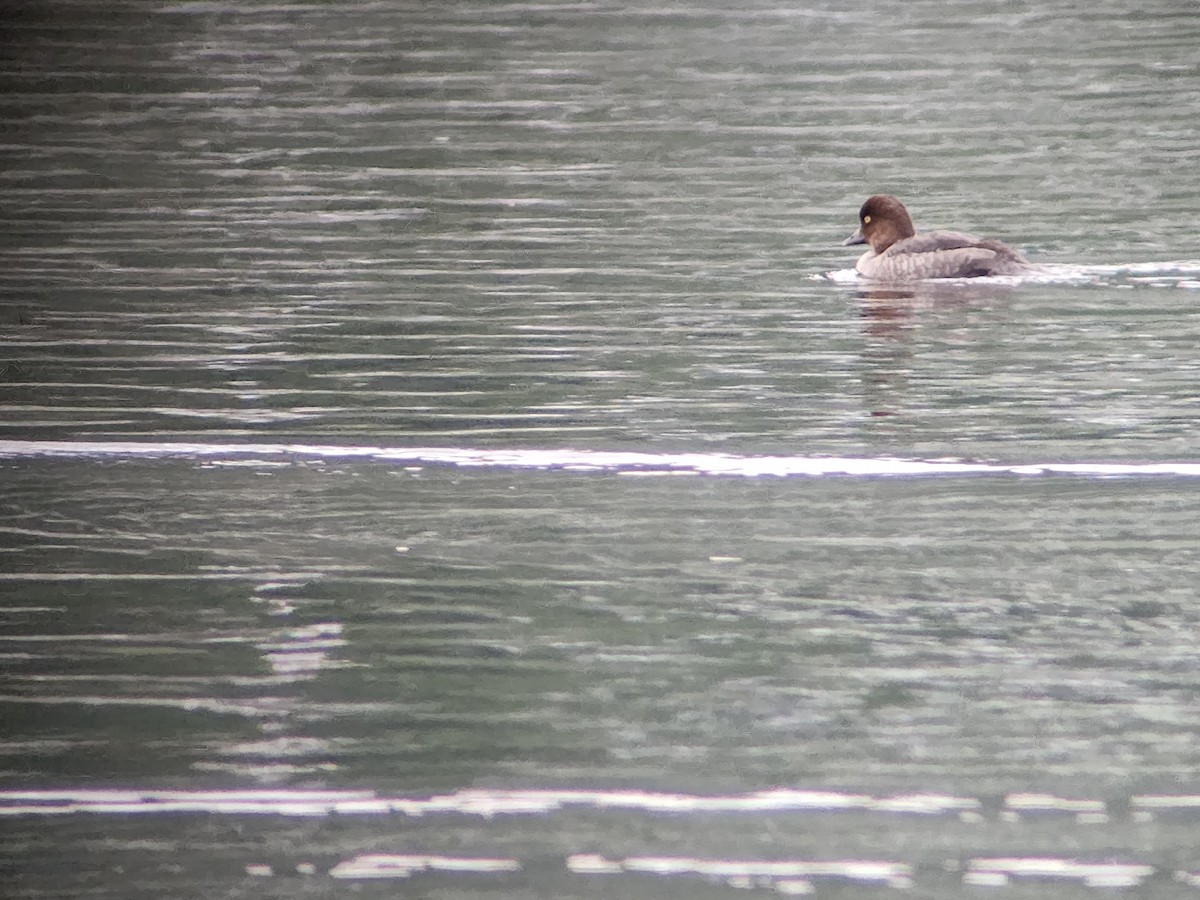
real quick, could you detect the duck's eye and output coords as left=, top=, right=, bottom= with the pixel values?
left=863, top=215, right=872, bottom=224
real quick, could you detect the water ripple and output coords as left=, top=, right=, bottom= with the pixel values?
left=1, top=788, right=1195, bottom=892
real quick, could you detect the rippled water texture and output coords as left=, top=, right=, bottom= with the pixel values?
left=4, top=1, right=1200, bottom=897
left=3, top=0, right=1200, bottom=457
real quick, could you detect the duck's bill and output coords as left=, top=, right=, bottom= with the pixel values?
left=842, top=226, right=866, bottom=246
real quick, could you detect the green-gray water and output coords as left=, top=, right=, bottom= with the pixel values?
left=4, top=1, right=1200, bottom=896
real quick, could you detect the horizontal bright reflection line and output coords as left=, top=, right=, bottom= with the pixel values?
left=0, top=788, right=976, bottom=817
left=2, top=440, right=1200, bottom=478
left=3, top=787, right=1196, bottom=823
left=565, top=853, right=913, bottom=891
left=330, top=854, right=521, bottom=880
left=965, top=858, right=1156, bottom=888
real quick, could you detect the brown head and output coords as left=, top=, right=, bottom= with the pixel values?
left=842, top=195, right=917, bottom=253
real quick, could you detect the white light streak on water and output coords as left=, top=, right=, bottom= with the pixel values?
left=4, top=440, right=1200, bottom=478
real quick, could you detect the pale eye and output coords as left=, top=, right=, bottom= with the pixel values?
left=863, top=215, right=872, bottom=224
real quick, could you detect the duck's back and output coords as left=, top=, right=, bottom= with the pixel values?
left=858, top=230, right=1033, bottom=280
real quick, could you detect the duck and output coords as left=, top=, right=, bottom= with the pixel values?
left=842, top=195, right=1035, bottom=280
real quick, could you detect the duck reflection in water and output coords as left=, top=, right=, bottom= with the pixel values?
left=854, top=283, right=1017, bottom=420
left=857, top=291, right=917, bottom=419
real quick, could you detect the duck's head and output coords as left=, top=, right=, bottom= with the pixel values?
left=842, top=195, right=917, bottom=254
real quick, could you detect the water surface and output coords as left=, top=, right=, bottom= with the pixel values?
left=4, top=0, right=1200, bottom=896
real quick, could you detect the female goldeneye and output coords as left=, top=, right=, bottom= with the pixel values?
left=842, top=195, right=1035, bottom=280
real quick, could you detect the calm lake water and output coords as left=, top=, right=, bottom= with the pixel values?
left=4, top=1, right=1200, bottom=896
